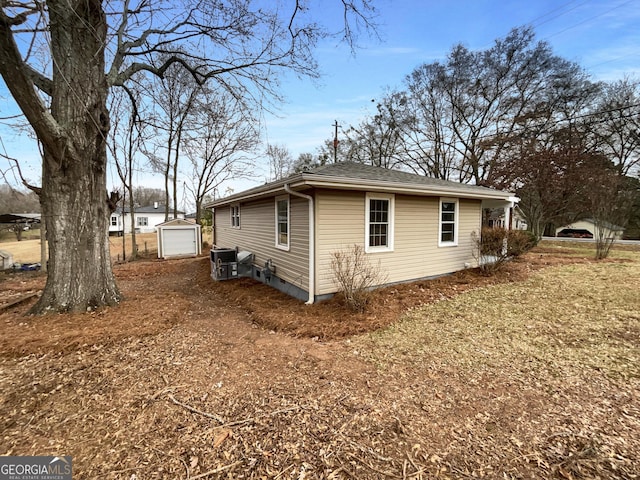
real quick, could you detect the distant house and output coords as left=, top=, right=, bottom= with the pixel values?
left=109, top=203, right=185, bottom=235
left=556, top=218, right=624, bottom=240
left=485, top=206, right=528, bottom=230
left=206, top=162, right=518, bottom=303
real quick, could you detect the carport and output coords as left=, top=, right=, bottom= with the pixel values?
left=156, top=219, right=202, bottom=259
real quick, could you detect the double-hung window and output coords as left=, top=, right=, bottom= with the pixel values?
left=365, top=193, right=394, bottom=253
left=231, top=204, right=240, bottom=228
left=439, top=198, right=458, bottom=246
left=275, top=196, right=289, bottom=250
left=137, top=216, right=148, bottom=227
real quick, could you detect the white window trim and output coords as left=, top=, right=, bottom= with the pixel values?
left=438, top=197, right=459, bottom=247
left=137, top=216, right=149, bottom=227
left=365, top=192, right=395, bottom=253
left=230, top=203, right=241, bottom=229
left=275, top=195, right=290, bottom=251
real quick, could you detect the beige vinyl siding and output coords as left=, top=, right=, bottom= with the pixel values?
left=316, top=190, right=481, bottom=295
left=214, top=196, right=310, bottom=291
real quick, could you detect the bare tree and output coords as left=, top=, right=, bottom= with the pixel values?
left=341, top=95, right=404, bottom=169
left=143, top=62, right=200, bottom=221
left=183, top=89, right=258, bottom=224
left=109, top=86, right=148, bottom=260
left=290, top=152, right=327, bottom=173
left=399, top=27, right=594, bottom=186
left=0, top=0, right=377, bottom=313
left=133, top=187, right=166, bottom=207
left=584, top=164, right=635, bottom=259
left=266, top=143, right=294, bottom=181
left=589, top=78, right=640, bottom=177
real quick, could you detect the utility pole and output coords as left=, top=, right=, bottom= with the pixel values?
left=333, top=120, right=339, bottom=163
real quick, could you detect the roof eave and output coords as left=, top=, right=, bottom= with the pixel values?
left=206, top=173, right=516, bottom=207
left=301, top=174, right=516, bottom=201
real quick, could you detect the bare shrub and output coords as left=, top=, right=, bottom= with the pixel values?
left=507, top=229, right=538, bottom=257
left=330, top=244, right=387, bottom=312
left=472, top=228, right=536, bottom=274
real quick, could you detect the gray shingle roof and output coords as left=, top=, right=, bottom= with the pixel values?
left=208, top=161, right=515, bottom=207
left=305, top=162, right=506, bottom=195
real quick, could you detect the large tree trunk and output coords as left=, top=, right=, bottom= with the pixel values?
left=30, top=0, right=120, bottom=313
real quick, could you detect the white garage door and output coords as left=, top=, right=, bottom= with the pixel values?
left=162, top=228, right=197, bottom=257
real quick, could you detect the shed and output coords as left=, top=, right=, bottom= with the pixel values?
left=156, top=219, right=202, bottom=259
left=0, top=250, right=14, bottom=270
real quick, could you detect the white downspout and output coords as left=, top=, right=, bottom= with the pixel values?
left=284, top=184, right=315, bottom=304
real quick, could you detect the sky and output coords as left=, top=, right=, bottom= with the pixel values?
left=1, top=0, right=639, bottom=208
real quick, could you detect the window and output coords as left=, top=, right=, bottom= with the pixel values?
left=275, top=196, right=289, bottom=250
left=439, top=198, right=458, bottom=246
left=365, top=193, right=394, bottom=252
left=137, top=216, right=148, bottom=227
left=231, top=204, right=240, bottom=228
left=111, top=216, right=118, bottom=226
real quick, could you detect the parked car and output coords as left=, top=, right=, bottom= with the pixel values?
left=557, top=228, right=593, bottom=239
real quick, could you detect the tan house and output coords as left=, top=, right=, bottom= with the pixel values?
left=206, top=162, right=518, bottom=303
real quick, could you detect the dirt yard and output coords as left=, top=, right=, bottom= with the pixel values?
left=0, top=242, right=638, bottom=479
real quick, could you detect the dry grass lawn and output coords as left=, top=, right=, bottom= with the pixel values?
left=0, top=241, right=638, bottom=479
left=0, top=232, right=158, bottom=264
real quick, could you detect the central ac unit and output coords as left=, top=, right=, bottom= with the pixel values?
left=211, top=248, right=238, bottom=281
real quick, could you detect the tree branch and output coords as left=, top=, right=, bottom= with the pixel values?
left=0, top=10, right=68, bottom=161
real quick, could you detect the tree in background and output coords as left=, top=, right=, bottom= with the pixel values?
left=109, top=87, right=148, bottom=260
left=585, top=164, right=636, bottom=259
left=132, top=188, right=166, bottom=208
left=143, top=61, right=200, bottom=221
left=341, top=94, right=405, bottom=169
left=341, top=26, right=638, bottom=241
left=184, top=88, right=258, bottom=224
left=0, top=185, right=40, bottom=214
left=289, top=152, right=328, bottom=173
left=0, top=0, right=377, bottom=313
left=266, top=144, right=294, bottom=181
left=589, top=78, right=640, bottom=177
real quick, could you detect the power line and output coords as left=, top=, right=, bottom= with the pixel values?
left=544, top=0, right=635, bottom=39
left=528, top=0, right=593, bottom=29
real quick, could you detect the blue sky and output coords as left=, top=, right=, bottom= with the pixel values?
left=1, top=0, right=639, bottom=202
left=264, top=0, right=640, bottom=162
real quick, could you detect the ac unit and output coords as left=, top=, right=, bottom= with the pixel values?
left=211, top=248, right=238, bottom=281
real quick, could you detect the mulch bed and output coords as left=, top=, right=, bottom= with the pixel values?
left=0, top=242, right=638, bottom=479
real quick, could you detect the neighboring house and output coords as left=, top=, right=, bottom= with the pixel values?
left=555, top=218, right=624, bottom=240
left=109, top=203, right=185, bottom=235
left=485, top=206, right=528, bottom=230
left=206, top=162, right=518, bottom=303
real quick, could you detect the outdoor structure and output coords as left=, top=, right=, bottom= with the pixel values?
left=109, top=203, right=185, bottom=235
left=156, top=219, right=202, bottom=259
left=555, top=218, right=624, bottom=240
left=486, top=207, right=528, bottom=230
left=0, top=213, right=41, bottom=225
left=206, top=162, right=518, bottom=303
left=0, top=250, right=14, bottom=270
